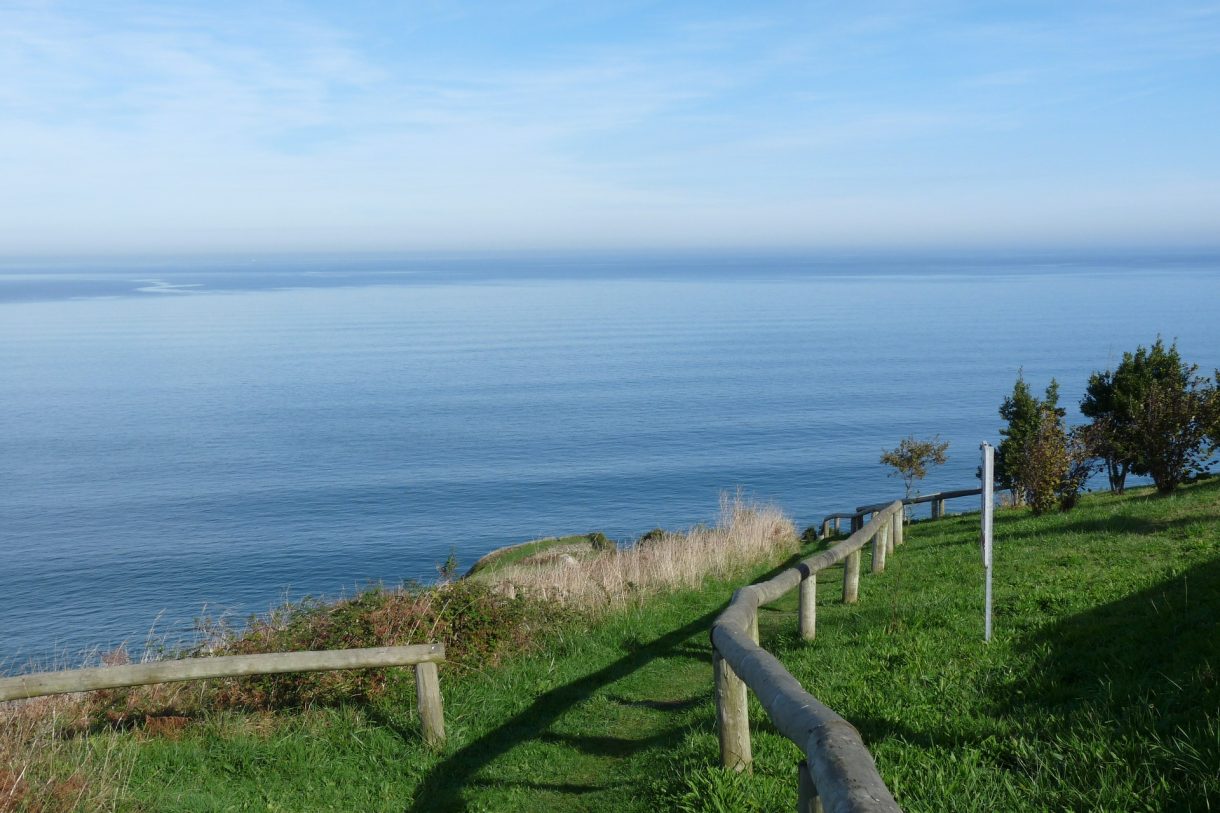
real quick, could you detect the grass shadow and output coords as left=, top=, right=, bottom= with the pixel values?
left=1000, top=556, right=1220, bottom=717
left=994, top=556, right=1220, bottom=807
left=407, top=548, right=823, bottom=810
left=406, top=606, right=722, bottom=811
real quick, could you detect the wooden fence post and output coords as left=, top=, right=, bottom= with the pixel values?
left=886, top=512, right=896, bottom=554
left=871, top=525, right=887, bottom=574
left=798, top=573, right=816, bottom=641
left=893, top=510, right=904, bottom=546
left=797, top=760, right=824, bottom=813
left=932, top=498, right=944, bottom=519
left=414, top=661, right=445, bottom=748
left=843, top=549, right=861, bottom=604
left=714, top=649, right=752, bottom=771
left=850, top=514, right=863, bottom=533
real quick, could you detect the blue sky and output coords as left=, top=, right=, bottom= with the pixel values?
left=2, top=1, right=1219, bottom=254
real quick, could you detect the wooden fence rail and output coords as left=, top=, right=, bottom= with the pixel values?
left=820, top=487, right=983, bottom=537
left=0, top=643, right=447, bottom=747
left=712, top=502, right=906, bottom=812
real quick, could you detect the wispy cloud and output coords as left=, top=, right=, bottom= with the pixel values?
left=1, top=1, right=1218, bottom=253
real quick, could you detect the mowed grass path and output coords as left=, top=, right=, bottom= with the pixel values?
left=122, top=585, right=735, bottom=811
left=114, top=479, right=1220, bottom=811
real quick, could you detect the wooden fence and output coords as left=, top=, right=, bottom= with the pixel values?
left=712, top=486, right=984, bottom=809
left=712, top=502, right=905, bottom=811
left=0, top=643, right=447, bottom=747
left=818, top=487, right=983, bottom=537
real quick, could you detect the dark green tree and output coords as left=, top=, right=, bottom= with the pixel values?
left=1080, top=370, right=1131, bottom=493
left=996, top=372, right=1062, bottom=504
left=1082, top=339, right=1217, bottom=494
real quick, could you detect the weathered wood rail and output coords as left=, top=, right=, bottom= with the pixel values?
left=712, top=501, right=910, bottom=812
left=0, top=644, right=448, bottom=747
left=819, top=487, right=983, bottom=537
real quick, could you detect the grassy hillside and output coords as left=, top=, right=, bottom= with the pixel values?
left=6, top=480, right=1219, bottom=811
left=730, top=478, right=1220, bottom=811
left=464, top=533, right=606, bottom=578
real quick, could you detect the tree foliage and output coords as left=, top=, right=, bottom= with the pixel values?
left=880, top=435, right=950, bottom=502
left=1010, top=405, right=1097, bottom=515
left=1062, top=426, right=1100, bottom=511
left=1080, top=371, right=1130, bottom=492
left=1081, top=338, right=1218, bottom=494
left=1014, top=405, right=1069, bottom=515
left=996, top=372, right=1063, bottom=504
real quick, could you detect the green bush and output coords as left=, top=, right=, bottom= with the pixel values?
left=199, top=580, right=561, bottom=710
left=880, top=434, right=949, bottom=502
left=587, top=531, right=615, bottom=552
left=996, top=372, right=1063, bottom=505
left=637, top=528, right=667, bottom=545
left=1082, top=339, right=1218, bottom=494
left=1015, top=405, right=1070, bottom=515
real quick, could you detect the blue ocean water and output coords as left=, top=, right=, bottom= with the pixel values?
left=2, top=253, right=1218, bottom=668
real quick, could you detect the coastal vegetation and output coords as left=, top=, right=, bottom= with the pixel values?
left=3, top=480, right=1219, bottom=810
left=1080, top=338, right=1219, bottom=494
left=879, top=435, right=950, bottom=503
left=998, top=339, right=1219, bottom=513
left=463, top=534, right=609, bottom=578
left=468, top=493, right=796, bottom=608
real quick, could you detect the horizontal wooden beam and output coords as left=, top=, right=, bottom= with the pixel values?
left=712, top=501, right=903, bottom=811
left=854, top=487, right=983, bottom=514
left=0, top=644, right=445, bottom=703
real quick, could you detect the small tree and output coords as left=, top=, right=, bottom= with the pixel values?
left=1014, top=405, right=1069, bottom=515
left=1129, top=373, right=1215, bottom=492
left=880, top=435, right=950, bottom=504
left=1211, top=370, right=1220, bottom=450
left=1080, top=371, right=1131, bottom=493
left=436, top=547, right=460, bottom=583
left=996, top=372, right=1062, bottom=505
left=1083, top=339, right=1218, bottom=494
left=1062, top=426, right=1101, bottom=511
left=1011, top=405, right=1096, bottom=515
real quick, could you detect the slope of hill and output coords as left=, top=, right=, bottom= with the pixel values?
left=5, top=479, right=1218, bottom=811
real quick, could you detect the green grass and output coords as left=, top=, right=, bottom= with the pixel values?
left=54, top=479, right=1220, bottom=811
left=718, top=479, right=1220, bottom=812
left=464, top=533, right=602, bottom=577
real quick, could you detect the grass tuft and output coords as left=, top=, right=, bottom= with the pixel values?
left=476, top=491, right=797, bottom=608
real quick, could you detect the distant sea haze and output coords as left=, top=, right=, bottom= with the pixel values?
left=2, top=253, right=1218, bottom=668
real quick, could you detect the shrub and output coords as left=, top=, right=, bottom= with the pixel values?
left=1009, top=406, right=1096, bottom=515
left=1061, top=426, right=1099, bottom=511
left=996, top=373, right=1063, bottom=505
left=1015, top=405, right=1070, bottom=515
left=637, top=528, right=667, bottom=545
left=436, top=546, right=460, bottom=583
left=1082, top=339, right=1218, bottom=494
left=587, top=531, right=615, bottom=552
left=197, top=580, right=560, bottom=710
left=880, top=435, right=950, bottom=503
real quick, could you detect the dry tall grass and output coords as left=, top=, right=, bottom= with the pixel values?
left=481, top=492, right=798, bottom=608
left=0, top=694, right=131, bottom=813
left=0, top=492, right=794, bottom=810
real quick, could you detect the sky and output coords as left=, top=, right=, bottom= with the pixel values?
left=2, top=0, right=1219, bottom=255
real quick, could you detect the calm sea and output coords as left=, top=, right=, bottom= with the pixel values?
left=2, top=252, right=1218, bottom=668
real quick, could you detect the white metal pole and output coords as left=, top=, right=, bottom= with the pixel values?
left=980, top=442, right=994, bottom=642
